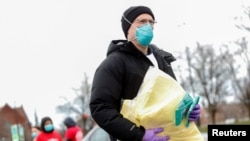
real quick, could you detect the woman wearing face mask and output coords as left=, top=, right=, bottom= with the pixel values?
left=89, top=5, right=201, bottom=141
left=36, top=116, right=63, bottom=141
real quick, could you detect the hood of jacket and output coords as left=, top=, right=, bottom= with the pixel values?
left=106, top=40, right=143, bottom=57
left=40, top=116, right=54, bottom=133
left=64, top=117, right=76, bottom=128
left=107, top=40, right=176, bottom=64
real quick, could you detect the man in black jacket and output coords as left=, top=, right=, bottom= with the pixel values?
left=90, top=5, right=201, bottom=141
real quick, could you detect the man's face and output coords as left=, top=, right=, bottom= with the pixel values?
left=127, top=13, right=155, bottom=43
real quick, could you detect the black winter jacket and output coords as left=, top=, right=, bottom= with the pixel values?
left=90, top=40, right=176, bottom=141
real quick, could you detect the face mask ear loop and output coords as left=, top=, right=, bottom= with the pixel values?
left=122, top=15, right=132, bottom=25
left=123, top=15, right=138, bottom=29
left=123, top=15, right=137, bottom=41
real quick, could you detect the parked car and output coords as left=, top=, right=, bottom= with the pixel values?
left=83, top=125, right=110, bottom=141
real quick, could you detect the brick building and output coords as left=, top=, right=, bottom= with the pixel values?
left=0, top=103, right=32, bottom=141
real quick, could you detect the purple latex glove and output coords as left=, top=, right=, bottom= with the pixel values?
left=142, top=127, right=170, bottom=141
left=188, top=104, right=201, bottom=121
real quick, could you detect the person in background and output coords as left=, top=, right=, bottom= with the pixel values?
left=36, top=116, right=63, bottom=141
left=63, top=117, right=84, bottom=141
left=31, top=126, right=41, bottom=141
left=89, top=5, right=201, bottom=141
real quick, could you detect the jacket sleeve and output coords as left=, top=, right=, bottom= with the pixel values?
left=89, top=54, right=145, bottom=141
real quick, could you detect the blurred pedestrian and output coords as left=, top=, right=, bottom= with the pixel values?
left=36, top=116, right=63, bottom=141
left=31, top=126, right=41, bottom=141
left=89, top=5, right=201, bottom=141
left=63, top=117, right=84, bottom=141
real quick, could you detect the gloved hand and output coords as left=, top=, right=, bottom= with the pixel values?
left=142, top=127, right=170, bottom=141
left=188, top=104, right=201, bottom=122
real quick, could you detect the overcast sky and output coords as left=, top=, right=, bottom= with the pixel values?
left=0, top=0, right=249, bottom=128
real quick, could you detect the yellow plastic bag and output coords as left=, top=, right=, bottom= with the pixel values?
left=120, top=67, right=204, bottom=141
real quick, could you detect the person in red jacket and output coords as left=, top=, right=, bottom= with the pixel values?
left=36, top=116, right=63, bottom=141
left=63, top=117, right=84, bottom=141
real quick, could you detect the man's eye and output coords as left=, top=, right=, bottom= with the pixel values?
left=139, top=19, right=147, bottom=23
left=139, top=19, right=156, bottom=24
left=135, top=19, right=156, bottom=25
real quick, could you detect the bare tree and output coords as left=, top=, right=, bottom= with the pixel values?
left=235, top=4, right=250, bottom=32
left=56, top=72, right=93, bottom=132
left=235, top=37, right=250, bottom=119
left=231, top=3, right=250, bottom=119
left=223, top=37, right=250, bottom=119
left=179, top=43, right=232, bottom=124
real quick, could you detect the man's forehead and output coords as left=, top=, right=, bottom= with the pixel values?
left=136, top=13, right=154, bottom=19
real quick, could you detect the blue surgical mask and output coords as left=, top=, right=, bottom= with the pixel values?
left=32, top=132, right=37, bottom=138
left=136, top=23, right=153, bottom=46
left=44, top=124, right=54, bottom=132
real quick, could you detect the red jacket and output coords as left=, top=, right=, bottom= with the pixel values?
left=36, top=131, right=62, bottom=141
left=64, top=126, right=83, bottom=141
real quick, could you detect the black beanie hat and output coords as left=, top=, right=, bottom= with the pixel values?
left=121, top=6, right=155, bottom=38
